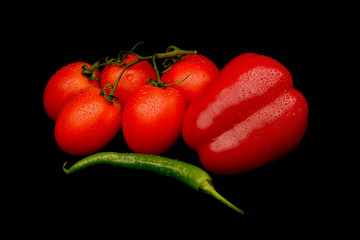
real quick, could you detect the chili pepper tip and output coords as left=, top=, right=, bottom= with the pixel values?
left=63, top=162, right=70, bottom=174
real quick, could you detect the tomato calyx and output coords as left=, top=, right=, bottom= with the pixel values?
left=82, top=64, right=100, bottom=83
left=81, top=57, right=124, bottom=84
left=82, top=43, right=197, bottom=103
left=100, top=84, right=120, bottom=103
left=161, top=46, right=188, bottom=73
left=145, top=74, right=192, bottom=89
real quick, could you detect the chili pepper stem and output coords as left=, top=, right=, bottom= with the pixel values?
left=201, top=180, right=244, bottom=215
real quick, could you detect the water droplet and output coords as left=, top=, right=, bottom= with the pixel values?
left=126, top=73, right=134, bottom=82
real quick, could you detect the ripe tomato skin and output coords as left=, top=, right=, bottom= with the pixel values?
left=100, top=54, right=157, bottom=106
left=43, top=62, right=100, bottom=120
left=122, top=85, right=186, bottom=155
left=54, top=87, right=122, bottom=156
left=161, top=54, right=219, bottom=105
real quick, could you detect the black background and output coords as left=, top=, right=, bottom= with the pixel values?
left=7, top=3, right=351, bottom=237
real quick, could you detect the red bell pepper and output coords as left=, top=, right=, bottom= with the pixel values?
left=182, top=53, right=308, bottom=175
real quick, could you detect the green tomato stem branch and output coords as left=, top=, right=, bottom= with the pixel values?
left=84, top=44, right=197, bottom=103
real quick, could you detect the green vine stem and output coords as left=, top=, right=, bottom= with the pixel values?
left=82, top=44, right=197, bottom=103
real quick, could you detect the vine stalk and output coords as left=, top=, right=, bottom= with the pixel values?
left=83, top=44, right=197, bottom=103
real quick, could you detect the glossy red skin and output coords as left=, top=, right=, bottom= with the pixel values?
left=55, top=88, right=122, bottom=156
left=122, top=85, right=187, bottom=155
left=161, top=54, right=220, bottom=105
left=43, top=62, right=100, bottom=120
left=100, top=54, right=157, bottom=106
left=182, top=53, right=308, bottom=175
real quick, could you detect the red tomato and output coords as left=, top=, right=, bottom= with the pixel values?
left=100, top=54, right=157, bottom=106
left=122, top=85, right=186, bottom=155
left=43, top=62, right=100, bottom=120
left=161, top=54, right=219, bottom=105
left=55, top=87, right=122, bottom=156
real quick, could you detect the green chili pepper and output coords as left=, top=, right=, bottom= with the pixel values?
left=63, top=152, right=244, bottom=214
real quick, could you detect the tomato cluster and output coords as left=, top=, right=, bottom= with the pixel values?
left=43, top=45, right=219, bottom=156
